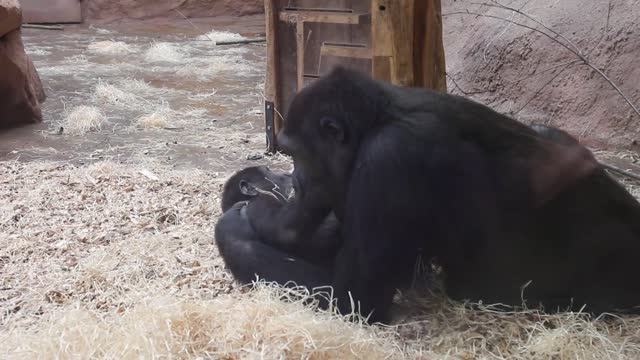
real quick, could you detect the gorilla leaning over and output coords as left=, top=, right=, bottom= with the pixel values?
left=215, top=67, right=640, bottom=324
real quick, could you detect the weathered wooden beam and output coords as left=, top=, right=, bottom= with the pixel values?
left=320, top=43, right=372, bottom=59
left=295, top=20, right=305, bottom=91
left=279, top=10, right=370, bottom=25
left=371, top=0, right=446, bottom=89
left=215, top=38, right=266, bottom=45
left=390, top=0, right=415, bottom=87
left=414, top=0, right=446, bottom=91
left=371, top=1, right=393, bottom=82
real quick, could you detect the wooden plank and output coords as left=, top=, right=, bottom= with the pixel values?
left=296, top=20, right=305, bottom=91
left=279, top=11, right=370, bottom=25
left=372, top=56, right=392, bottom=83
left=320, top=43, right=372, bottom=59
left=414, top=0, right=446, bottom=91
left=264, top=0, right=281, bottom=152
left=389, top=0, right=415, bottom=86
left=371, top=0, right=414, bottom=85
left=413, top=0, right=427, bottom=88
left=427, top=0, right=447, bottom=92
left=371, top=0, right=393, bottom=82
left=284, top=7, right=354, bottom=13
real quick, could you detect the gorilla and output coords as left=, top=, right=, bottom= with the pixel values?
left=216, top=67, right=640, bottom=323
left=220, top=165, right=295, bottom=213
left=217, top=166, right=341, bottom=269
left=528, top=122, right=580, bottom=146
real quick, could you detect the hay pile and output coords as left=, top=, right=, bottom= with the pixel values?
left=61, top=106, right=107, bottom=135
left=87, top=40, right=136, bottom=55
left=1, top=159, right=640, bottom=359
left=197, top=30, right=247, bottom=44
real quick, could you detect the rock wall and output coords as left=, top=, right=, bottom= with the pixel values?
left=0, top=0, right=46, bottom=129
left=83, top=0, right=264, bottom=22
left=442, top=0, right=640, bottom=149
left=0, top=0, right=20, bottom=36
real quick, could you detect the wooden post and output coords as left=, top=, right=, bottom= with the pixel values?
left=264, top=0, right=281, bottom=153
left=389, top=0, right=415, bottom=87
left=372, top=0, right=445, bottom=90
left=295, top=19, right=305, bottom=91
left=371, top=0, right=393, bottom=82
left=263, top=0, right=447, bottom=152
left=414, top=0, right=446, bottom=91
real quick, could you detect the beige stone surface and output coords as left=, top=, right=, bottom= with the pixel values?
left=0, top=0, right=21, bottom=38
left=443, top=0, right=640, bottom=149
left=0, top=29, right=45, bottom=128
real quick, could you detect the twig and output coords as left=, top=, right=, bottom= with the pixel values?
left=137, top=207, right=168, bottom=216
left=446, top=73, right=495, bottom=96
left=444, top=11, right=581, bottom=61
left=583, top=62, right=639, bottom=116
left=514, top=62, right=579, bottom=114
left=23, top=24, right=64, bottom=30
left=173, top=9, right=214, bottom=42
left=510, top=59, right=581, bottom=84
left=216, top=38, right=267, bottom=46
left=586, top=0, right=613, bottom=56
left=601, top=163, right=640, bottom=181
left=139, top=169, right=159, bottom=181
left=477, top=1, right=583, bottom=55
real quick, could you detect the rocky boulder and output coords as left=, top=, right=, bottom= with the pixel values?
left=0, top=0, right=20, bottom=37
left=0, top=0, right=46, bottom=129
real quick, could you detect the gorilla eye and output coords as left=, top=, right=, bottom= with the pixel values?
left=239, top=180, right=257, bottom=196
left=320, top=116, right=345, bottom=143
left=239, top=180, right=250, bottom=192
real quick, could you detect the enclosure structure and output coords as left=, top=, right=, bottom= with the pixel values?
left=263, top=0, right=446, bottom=152
left=19, top=0, right=82, bottom=24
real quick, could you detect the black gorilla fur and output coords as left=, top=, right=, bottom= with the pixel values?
left=216, top=67, right=640, bottom=323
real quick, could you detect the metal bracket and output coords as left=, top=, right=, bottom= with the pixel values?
left=265, top=101, right=277, bottom=153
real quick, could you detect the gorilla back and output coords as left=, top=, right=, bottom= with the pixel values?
left=234, top=67, right=640, bottom=322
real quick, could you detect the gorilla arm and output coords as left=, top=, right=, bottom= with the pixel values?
left=214, top=201, right=332, bottom=288
left=245, top=182, right=333, bottom=249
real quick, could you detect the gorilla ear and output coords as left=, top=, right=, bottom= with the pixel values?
left=239, top=180, right=259, bottom=196
left=320, top=116, right=345, bottom=143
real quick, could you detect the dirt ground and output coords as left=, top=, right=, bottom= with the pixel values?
left=0, top=16, right=270, bottom=171
left=2, top=9, right=640, bottom=360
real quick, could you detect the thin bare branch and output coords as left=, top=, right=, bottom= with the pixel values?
left=173, top=9, right=214, bottom=42
left=514, top=62, right=578, bottom=114
left=443, top=9, right=640, bottom=120
left=602, top=163, right=640, bottom=181
left=446, top=73, right=496, bottom=96
left=586, top=0, right=613, bottom=56
left=476, top=1, right=583, bottom=56
left=584, top=63, right=640, bottom=116
left=509, top=59, right=581, bottom=84
left=444, top=11, right=583, bottom=60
